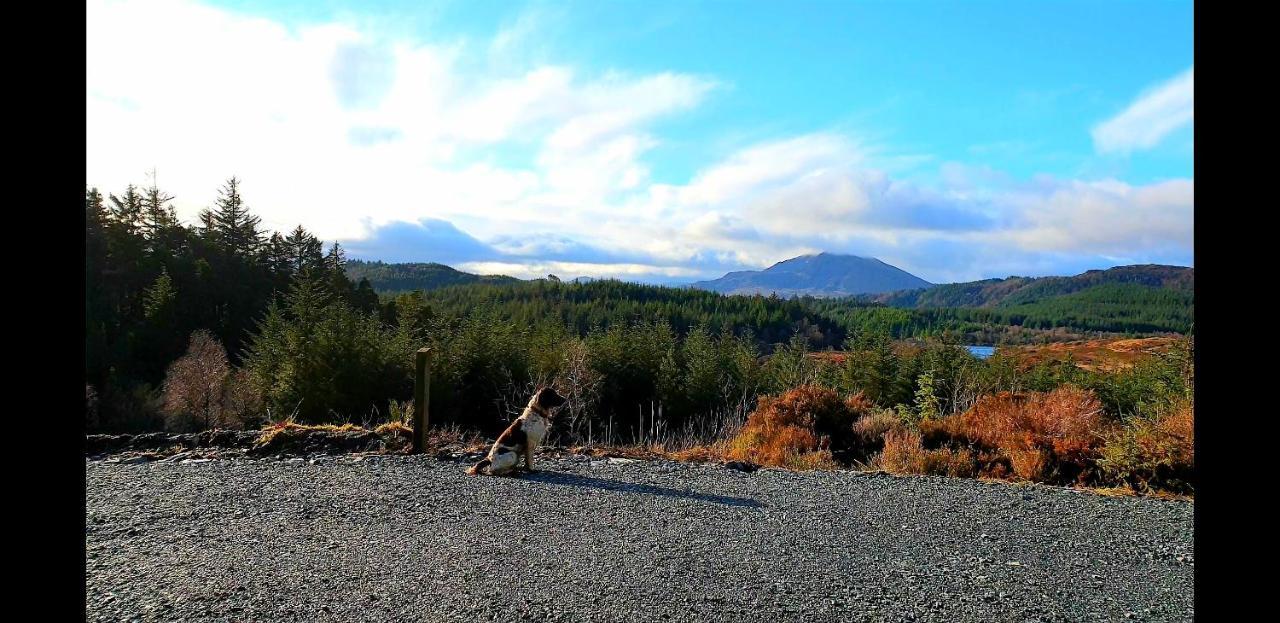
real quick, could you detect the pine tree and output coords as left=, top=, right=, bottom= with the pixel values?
left=285, top=225, right=323, bottom=275
left=352, top=278, right=379, bottom=313
left=108, top=185, right=145, bottom=236
left=86, top=187, right=108, bottom=234
left=141, top=182, right=178, bottom=245
left=86, top=188, right=111, bottom=388
left=211, top=177, right=262, bottom=257
left=264, top=232, right=291, bottom=278
left=324, top=242, right=346, bottom=272
left=143, top=269, right=178, bottom=323
left=323, top=242, right=356, bottom=299
left=912, top=370, right=941, bottom=422
left=197, top=208, right=218, bottom=243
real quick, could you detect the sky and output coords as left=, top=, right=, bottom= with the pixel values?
left=86, top=0, right=1193, bottom=285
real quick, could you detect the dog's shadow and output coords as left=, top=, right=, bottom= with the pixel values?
left=520, top=470, right=765, bottom=509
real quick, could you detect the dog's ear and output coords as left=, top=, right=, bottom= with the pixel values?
left=535, top=386, right=567, bottom=411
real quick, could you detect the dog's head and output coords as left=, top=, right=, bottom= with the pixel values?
left=530, top=386, right=567, bottom=415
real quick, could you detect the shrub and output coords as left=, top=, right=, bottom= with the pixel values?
left=222, top=369, right=265, bottom=428
left=852, top=408, right=901, bottom=449
left=1099, top=399, right=1194, bottom=493
left=552, top=338, right=605, bottom=444
left=92, top=382, right=167, bottom=433
left=878, top=428, right=976, bottom=478
left=724, top=385, right=863, bottom=469
left=940, top=386, right=1107, bottom=483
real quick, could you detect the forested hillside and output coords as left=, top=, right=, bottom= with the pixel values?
left=85, top=178, right=380, bottom=430
left=866, top=264, right=1192, bottom=308
left=399, top=279, right=847, bottom=347
left=345, top=260, right=519, bottom=292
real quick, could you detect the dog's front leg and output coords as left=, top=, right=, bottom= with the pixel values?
left=524, top=446, right=536, bottom=473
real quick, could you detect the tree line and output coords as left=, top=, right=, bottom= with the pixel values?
left=86, top=176, right=1192, bottom=445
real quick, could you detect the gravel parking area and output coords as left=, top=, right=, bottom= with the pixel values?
left=86, top=455, right=1193, bottom=622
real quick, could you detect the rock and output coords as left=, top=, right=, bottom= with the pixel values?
left=111, top=455, right=153, bottom=465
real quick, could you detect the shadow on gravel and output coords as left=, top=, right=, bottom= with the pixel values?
left=524, top=471, right=765, bottom=509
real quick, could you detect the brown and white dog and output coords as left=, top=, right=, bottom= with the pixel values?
left=466, top=387, right=567, bottom=476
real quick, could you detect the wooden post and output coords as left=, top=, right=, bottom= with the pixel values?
left=412, top=347, right=432, bottom=454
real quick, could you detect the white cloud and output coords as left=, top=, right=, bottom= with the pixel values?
left=457, top=261, right=702, bottom=281
left=1092, top=67, right=1194, bottom=154
left=1008, top=178, right=1193, bottom=255
left=86, top=0, right=1192, bottom=285
left=608, top=132, right=1192, bottom=280
left=86, top=0, right=714, bottom=241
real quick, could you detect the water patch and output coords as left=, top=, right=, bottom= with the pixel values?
left=966, top=345, right=996, bottom=359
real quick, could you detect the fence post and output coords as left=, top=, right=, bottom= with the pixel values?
left=412, top=347, right=432, bottom=454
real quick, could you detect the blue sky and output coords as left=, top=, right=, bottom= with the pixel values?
left=87, top=0, right=1193, bottom=284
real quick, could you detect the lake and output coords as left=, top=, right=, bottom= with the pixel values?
left=965, top=345, right=996, bottom=359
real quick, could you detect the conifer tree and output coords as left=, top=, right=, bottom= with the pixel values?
left=211, top=177, right=262, bottom=256
left=285, top=225, right=322, bottom=274
left=143, top=269, right=177, bottom=321
left=142, top=183, right=177, bottom=239
left=108, top=185, right=144, bottom=236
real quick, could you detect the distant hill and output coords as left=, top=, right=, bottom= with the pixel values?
left=690, top=253, right=932, bottom=297
left=864, top=264, right=1193, bottom=308
left=345, top=260, right=520, bottom=292
left=840, top=264, right=1194, bottom=336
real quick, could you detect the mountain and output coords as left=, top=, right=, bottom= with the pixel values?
left=345, top=260, right=520, bottom=292
left=689, top=253, right=933, bottom=297
left=847, top=264, right=1194, bottom=335
left=864, top=264, right=1193, bottom=308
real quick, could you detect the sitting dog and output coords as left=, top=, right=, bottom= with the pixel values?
left=466, top=387, right=567, bottom=476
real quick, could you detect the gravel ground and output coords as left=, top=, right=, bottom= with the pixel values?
left=86, top=455, right=1193, bottom=622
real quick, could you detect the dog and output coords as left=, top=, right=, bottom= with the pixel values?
left=466, top=386, right=567, bottom=476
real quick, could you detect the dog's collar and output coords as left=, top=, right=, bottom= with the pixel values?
left=528, top=403, right=552, bottom=419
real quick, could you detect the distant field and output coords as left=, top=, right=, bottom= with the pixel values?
left=1002, top=337, right=1181, bottom=372
left=805, top=336, right=1181, bottom=372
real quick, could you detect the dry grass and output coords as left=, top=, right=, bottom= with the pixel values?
left=255, top=422, right=365, bottom=448
left=252, top=420, right=488, bottom=455
left=245, top=382, right=1188, bottom=497
left=870, top=386, right=1113, bottom=486
left=878, top=428, right=977, bottom=478
left=867, top=385, right=1194, bottom=497
left=932, top=386, right=1107, bottom=482
left=716, top=385, right=867, bottom=470
left=852, top=409, right=900, bottom=446
left=373, top=421, right=412, bottom=438
left=1003, top=337, right=1179, bottom=372
left=1098, top=398, right=1194, bottom=494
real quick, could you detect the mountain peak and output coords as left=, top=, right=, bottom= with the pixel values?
left=691, top=253, right=931, bottom=297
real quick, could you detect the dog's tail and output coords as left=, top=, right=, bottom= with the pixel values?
left=466, top=457, right=491, bottom=476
